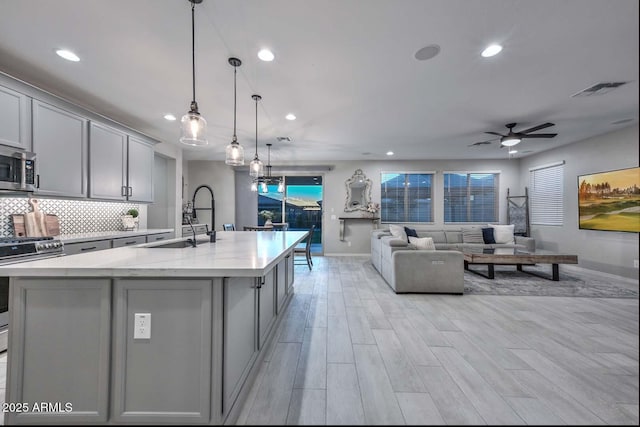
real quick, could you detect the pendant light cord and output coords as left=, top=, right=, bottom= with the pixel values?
left=254, top=97, right=258, bottom=157
left=191, top=1, right=196, bottom=104
left=233, top=66, right=237, bottom=139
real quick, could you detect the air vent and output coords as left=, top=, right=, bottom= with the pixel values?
left=276, top=136, right=291, bottom=142
left=572, top=82, right=628, bottom=97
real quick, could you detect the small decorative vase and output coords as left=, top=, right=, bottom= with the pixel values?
left=265, top=219, right=273, bottom=227
left=122, top=215, right=135, bottom=231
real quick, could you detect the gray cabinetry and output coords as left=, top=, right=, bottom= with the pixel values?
left=127, top=136, right=154, bottom=202
left=111, top=235, right=147, bottom=248
left=287, top=253, right=295, bottom=293
left=88, top=122, right=127, bottom=200
left=7, top=278, right=111, bottom=424
left=223, top=277, right=258, bottom=414
left=258, top=271, right=276, bottom=349
left=146, top=232, right=173, bottom=243
left=182, top=224, right=209, bottom=237
left=111, top=279, right=212, bottom=423
left=0, top=84, right=30, bottom=150
left=89, top=123, right=154, bottom=202
left=63, top=239, right=112, bottom=255
left=32, top=100, right=87, bottom=197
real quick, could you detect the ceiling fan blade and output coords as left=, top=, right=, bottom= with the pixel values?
left=468, top=141, right=492, bottom=147
left=485, top=131, right=504, bottom=136
left=518, top=122, right=555, bottom=134
left=521, top=133, right=557, bottom=139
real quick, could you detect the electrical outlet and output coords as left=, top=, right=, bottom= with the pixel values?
left=134, top=313, right=151, bottom=339
left=634, top=259, right=639, bottom=269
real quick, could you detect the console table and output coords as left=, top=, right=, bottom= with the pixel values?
left=339, top=217, right=379, bottom=241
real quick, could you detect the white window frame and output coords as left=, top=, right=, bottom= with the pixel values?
left=443, top=170, right=500, bottom=224
left=380, top=171, right=435, bottom=224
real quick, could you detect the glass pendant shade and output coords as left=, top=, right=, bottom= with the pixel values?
left=250, top=181, right=258, bottom=192
left=249, top=156, right=264, bottom=178
left=180, top=109, right=208, bottom=146
left=225, top=140, right=244, bottom=165
left=260, top=181, right=268, bottom=193
left=277, top=179, right=284, bottom=193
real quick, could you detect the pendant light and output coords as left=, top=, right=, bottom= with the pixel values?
left=180, top=0, right=208, bottom=146
left=262, top=143, right=284, bottom=193
left=225, top=57, right=244, bottom=165
left=249, top=94, right=264, bottom=178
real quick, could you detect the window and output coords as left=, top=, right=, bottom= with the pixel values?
left=444, top=172, right=498, bottom=222
left=530, top=161, right=564, bottom=226
left=381, top=173, right=433, bottom=223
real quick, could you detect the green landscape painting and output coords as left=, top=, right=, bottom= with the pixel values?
left=578, top=167, right=640, bottom=232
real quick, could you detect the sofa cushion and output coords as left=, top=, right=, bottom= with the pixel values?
left=444, top=231, right=462, bottom=243
left=404, top=226, right=418, bottom=242
left=482, top=227, right=496, bottom=244
left=489, top=224, right=515, bottom=244
left=408, top=236, right=436, bottom=250
left=389, top=224, right=407, bottom=242
left=418, top=231, right=447, bottom=243
left=461, top=227, right=484, bottom=244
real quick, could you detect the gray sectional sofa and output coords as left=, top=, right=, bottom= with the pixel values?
left=371, top=226, right=536, bottom=294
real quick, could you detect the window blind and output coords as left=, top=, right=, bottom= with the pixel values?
left=444, top=173, right=498, bottom=223
left=530, top=162, right=564, bottom=225
left=380, top=173, right=433, bottom=223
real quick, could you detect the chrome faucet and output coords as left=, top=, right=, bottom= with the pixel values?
left=185, top=217, right=197, bottom=247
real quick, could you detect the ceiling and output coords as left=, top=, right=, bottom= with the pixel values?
left=0, top=0, right=637, bottom=162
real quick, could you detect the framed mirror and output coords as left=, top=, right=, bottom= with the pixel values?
left=344, top=169, right=372, bottom=212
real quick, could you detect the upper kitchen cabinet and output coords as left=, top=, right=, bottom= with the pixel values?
left=32, top=99, right=87, bottom=198
left=89, top=122, right=127, bottom=200
left=0, top=84, right=31, bottom=150
left=126, top=136, right=154, bottom=203
left=88, top=123, right=154, bottom=203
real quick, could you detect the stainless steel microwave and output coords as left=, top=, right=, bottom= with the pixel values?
left=0, top=146, right=36, bottom=192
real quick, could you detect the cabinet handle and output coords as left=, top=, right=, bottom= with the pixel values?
left=121, top=186, right=127, bottom=196
left=81, top=246, right=97, bottom=252
left=36, top=174, right=40, bottom=189
left=128, top=187, right=132, bottom=197
left=124, top=241, right=137, bottom=245
left=155, top=237, right=164, bottom=240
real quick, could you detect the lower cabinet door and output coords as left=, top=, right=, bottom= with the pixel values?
left=258, top=271, right=276, bottom=349
left=6, top=278, right=111, bottom=424
left=63, top=239, right=111, bottom=255
left=276, top=259, right=287, bottom=314
left=112, top=236, right=146, bottom=248
left=223, top=277, right=258, bottom=415
left=286, top=252, right=295, bottom=294
left=111, top=279, right=212, bottom=423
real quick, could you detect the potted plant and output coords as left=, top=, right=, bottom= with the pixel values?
left=122, top=208, right=139, bottom=231
left=259, top=210, right=274, bottom=226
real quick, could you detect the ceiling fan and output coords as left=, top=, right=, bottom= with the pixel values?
left=470, top=122, right=557, bottom=148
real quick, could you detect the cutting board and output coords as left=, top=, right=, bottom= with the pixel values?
left=24, top=199, right=47, bottom=237
left=12, top=200, right=61, bottom=237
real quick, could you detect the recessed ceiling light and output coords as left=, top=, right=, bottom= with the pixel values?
left=258, top=49, right=275, bottom=62
left=481, top=44, right=502, bottom=58
left=56, top=49, right=80, bottom=62
left=164, top=114, right=176, bottom=121
left=508, top=149, right=518, bottom=154
left=285, top=113, right=296, bottom=121
left=414, top=44, right=441, bottom=61
left=386, top=151, right=394, bottom=156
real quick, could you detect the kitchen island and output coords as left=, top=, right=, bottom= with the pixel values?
left=1, top=230, right=308, bottom=425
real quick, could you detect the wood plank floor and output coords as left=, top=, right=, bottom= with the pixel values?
left=237, top=256, right=639, bottom=425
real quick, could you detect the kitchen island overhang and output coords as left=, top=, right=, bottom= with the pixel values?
left=2, top=230, right=308, bottom=425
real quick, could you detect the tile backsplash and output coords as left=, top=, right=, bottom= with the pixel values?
left=0, top=197, right=140, bottom=237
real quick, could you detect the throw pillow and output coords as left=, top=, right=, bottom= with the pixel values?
left=482, top=227, right=496, bottom=244
left=389, top=224, right=407, bottom=242
left=408, top=236, right=436, bottom=250
left=404, top=226, right=418, bottom=242
left=461, top=227, right=484, bottom=244
left=488, top=224, right=515, bottom=244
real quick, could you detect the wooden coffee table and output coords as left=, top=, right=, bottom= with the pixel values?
left=462, top=248, right=578, bottom=281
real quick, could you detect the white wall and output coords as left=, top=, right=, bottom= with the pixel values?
left=186, top=161, right=236, bottom=231
left=151, top=141, right=183, bottom=237
left=518, top=125, right=639, bottom=279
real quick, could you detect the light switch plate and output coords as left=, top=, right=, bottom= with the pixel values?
left=134, top=313, right=151, bottom=339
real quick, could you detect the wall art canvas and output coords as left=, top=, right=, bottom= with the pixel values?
left=578, top=166, right=640, bottom=232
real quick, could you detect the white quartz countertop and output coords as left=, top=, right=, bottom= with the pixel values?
left=0, top=231, right=308, bottom=278
left=60, top=229, right=175, bottom=243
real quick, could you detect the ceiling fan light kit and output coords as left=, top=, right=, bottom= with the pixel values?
left=180, top=0, right=208, bottom=146
left=225, top=57, right=245, bottom=165
left=478, top=122, right=557, bottom=149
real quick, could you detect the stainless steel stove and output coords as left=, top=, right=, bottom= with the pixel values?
left=0, top=236, right=65, bottom=352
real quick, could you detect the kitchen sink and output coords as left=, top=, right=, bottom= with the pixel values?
left=149, top=240, right=196, bottom=248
